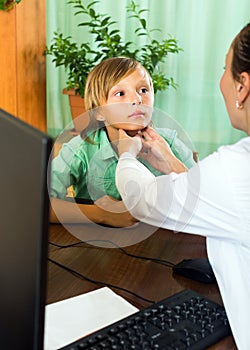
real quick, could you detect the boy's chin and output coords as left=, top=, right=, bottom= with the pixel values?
left=108, top=122, right=149, bottom=136
left=125, top=129, right=146, bottom=137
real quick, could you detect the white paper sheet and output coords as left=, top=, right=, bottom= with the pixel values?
left=44, top=287, right=139, bottom=350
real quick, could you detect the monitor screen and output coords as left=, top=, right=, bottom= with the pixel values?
left=0, top=109, right=52, bottom=350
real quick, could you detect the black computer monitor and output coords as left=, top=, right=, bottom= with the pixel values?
left=0, top=109, right=52, bottom=349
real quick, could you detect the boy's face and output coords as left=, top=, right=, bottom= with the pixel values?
left=98, top=67, right=154, bottom=133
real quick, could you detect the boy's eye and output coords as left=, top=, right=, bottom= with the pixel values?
left=115, top=91, right=125, bottom=97
left=139, top=87, right=149, bottom=94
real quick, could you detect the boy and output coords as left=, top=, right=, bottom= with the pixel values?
left=50, top=57, right=195, bottom=227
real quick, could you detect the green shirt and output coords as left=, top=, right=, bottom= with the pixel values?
left=50, top=128, right=195, bottom=201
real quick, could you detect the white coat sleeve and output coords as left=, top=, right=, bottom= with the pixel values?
left=116, top=150, right=242, bottom=243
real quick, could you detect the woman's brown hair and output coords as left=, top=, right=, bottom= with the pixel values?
left=231, top=23, right=250, bottom=81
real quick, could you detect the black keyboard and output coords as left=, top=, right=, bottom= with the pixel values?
left=59, top=289, right=231, bottom=350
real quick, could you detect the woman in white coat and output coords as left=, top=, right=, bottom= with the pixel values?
left=116, top=23, right=250, bottom=350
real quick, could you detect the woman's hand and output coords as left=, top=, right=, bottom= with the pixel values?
left=117, top=129, right=142, bottom=157
left=139, top=126, right=187, bottom=174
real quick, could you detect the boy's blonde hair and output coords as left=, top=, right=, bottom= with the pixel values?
left=84, top=56, right=153, bottom=110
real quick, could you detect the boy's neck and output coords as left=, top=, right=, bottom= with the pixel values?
left=106, top=124, right=119, bottom=143
left=106, top=125, right=140, bottom=154
left=106, top=124, right=140, bottom=140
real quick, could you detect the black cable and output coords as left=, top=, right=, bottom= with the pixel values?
left=48, top=257, right=155, bottom=304
left=48, top=239, right=175, bottom=268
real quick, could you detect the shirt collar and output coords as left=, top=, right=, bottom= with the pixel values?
left=95, top=128, right=118, bottom=161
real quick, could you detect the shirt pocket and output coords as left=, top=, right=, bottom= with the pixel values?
left=86, top=174, right=121, bottom=201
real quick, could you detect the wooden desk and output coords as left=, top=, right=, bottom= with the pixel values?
left=47, top=223, right=237, bottom=349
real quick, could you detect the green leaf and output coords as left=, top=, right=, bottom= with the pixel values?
left=109, top=29, right=120, bottom=36
left=78, top=22, right=93, bottom=27
left=87, top=1, right=99, bottom=9
left=140, top=18, right=147, bottom=29
left=138, top=9, right=148, bottom=14
left=89, top=8, right=96, bottom=17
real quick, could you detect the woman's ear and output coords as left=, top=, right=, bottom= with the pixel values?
left=237, top=72, right=250, bottom=103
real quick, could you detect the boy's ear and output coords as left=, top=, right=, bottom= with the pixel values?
left=94, top=112, right=105, bottom=121
left=237, top=72, right=250, bottom=103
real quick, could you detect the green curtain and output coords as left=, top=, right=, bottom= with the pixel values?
left=46, top=0, right=249, bottom=159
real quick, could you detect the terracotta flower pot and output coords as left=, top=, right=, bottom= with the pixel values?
left=63, top=88, right=89, bottom=133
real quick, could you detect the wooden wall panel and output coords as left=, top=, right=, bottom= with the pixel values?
left=0, top=9, right=17, bottom=116
left=0, top=0, right=46, bottom=132
left=16, top=0, right=46, bottom=131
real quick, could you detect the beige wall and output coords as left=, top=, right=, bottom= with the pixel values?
left=0, top=0, right=46, bottom=132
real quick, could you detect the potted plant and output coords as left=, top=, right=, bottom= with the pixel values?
left=0, top=0, right=22, bottom=10
left=46, top=0, right=182, bottom=131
